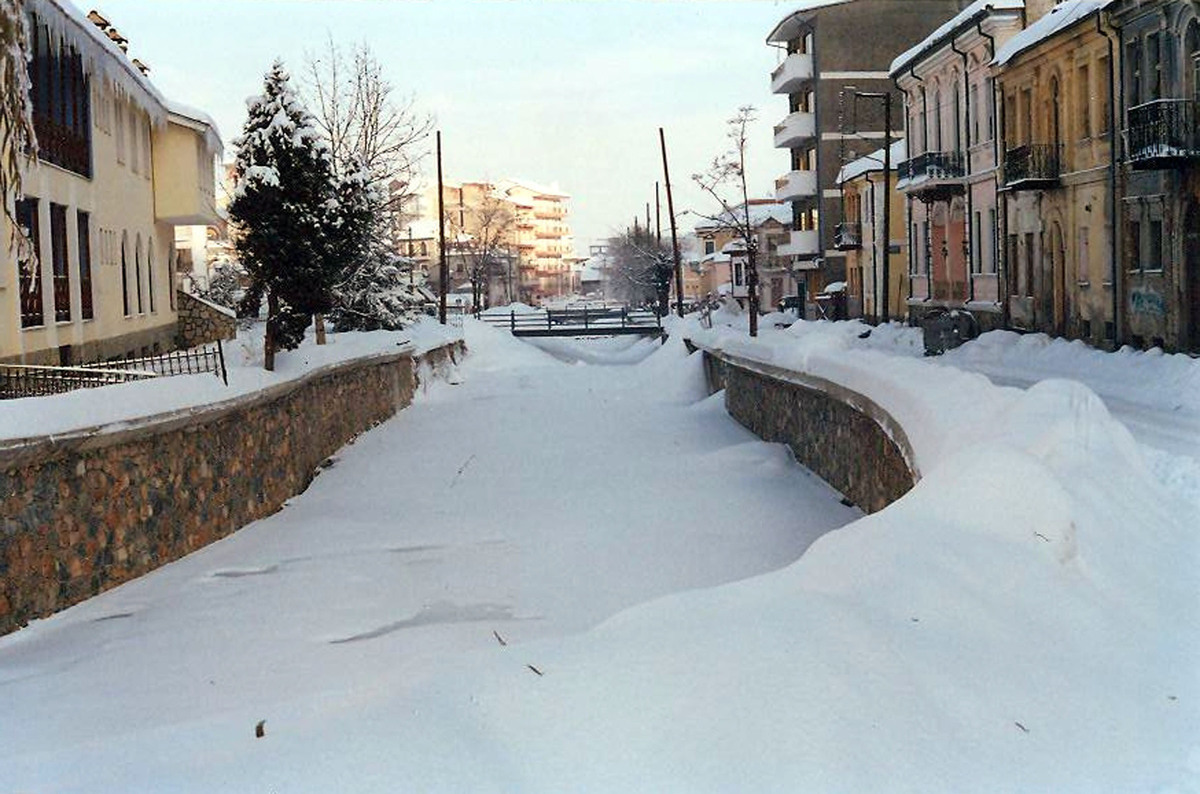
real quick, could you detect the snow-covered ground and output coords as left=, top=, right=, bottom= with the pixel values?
left=1, top=317, right=1196, bottom=792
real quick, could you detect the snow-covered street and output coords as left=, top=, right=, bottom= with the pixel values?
left=0, top=322, right=857, bottom=792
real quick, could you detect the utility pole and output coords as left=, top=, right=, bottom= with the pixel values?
left=659, top=127, right=685, bottom=318
left=655, top=182, right=662, bottom=244
left=436, top=131, right=448, bottom=325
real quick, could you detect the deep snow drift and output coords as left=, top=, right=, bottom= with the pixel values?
left=1, top=318, right=1196, bottom=792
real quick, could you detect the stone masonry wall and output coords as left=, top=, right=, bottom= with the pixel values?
left=176, top=291, right=238, bottom=349
left=694, top=344, right=917, bottom=514
left=0, top=341, right=465, bottom=636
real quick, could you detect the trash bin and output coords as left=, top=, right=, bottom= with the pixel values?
left=921, top=309, right=976, bottom=355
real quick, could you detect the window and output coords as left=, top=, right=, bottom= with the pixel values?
left=1098, top=56, right=1111, bottom=132
left=17, top=198, right=44, bottom=328
left=1147, top=33, right=1161, bottom=101
left=130, top=108, right=139, bottom=175
left=1078, top=226, right=1090, bottom=283
left=1128, top=40, right=1142, bottom=107
left=27, top=14, right=91, bottom=177
left=1077, top=64, right=1091, bottom=138
left=115, top=97, right=125, bottom=164
left=972, top=211, right=982, bottom=273
left=987, top=209, right=997, bottom=274
left=141, top=119, right=151, bottom=177
left=78, top=211, right=93, bottom=320
left=121, top=232, right=131, bottom=316
left=50, top=203, right=70, bottom=322
left=1007, top=233, right=1019, bottom=291
left=147, top=241, right=156, bottom=313
left=933, top=89, right=943, bottom=151
left=984, top=77, right=995, bottom=141
left=1147, top=220, right=1163, bottom=270
left=1021, top=88, right=1033, bottom=145
left=970, top=83, right=980, bottom=142
left=1129, top=220, right=1141, bottom=271
left=704, top=239, right=715, bottom=255
left=1022, top=232, right=1035, bottom=297
left=135, top=235, right=144, bottom=314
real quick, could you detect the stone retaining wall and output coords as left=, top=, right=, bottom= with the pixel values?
left=176, top=291, right=237, bottom=349
left=0, top=340, right=464, bottom=636
left=691, top=342, right=918, bottom=514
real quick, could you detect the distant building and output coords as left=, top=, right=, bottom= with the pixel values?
left=766, top=0, right=970, bottom=308
left=835, top=140, right=908, bottom=320
left=3, top=1, right=221, bottom=364
left=693, top=200, right=793, bottom=309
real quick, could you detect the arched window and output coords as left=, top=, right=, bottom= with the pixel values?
left=1187, top=20, right=1200, bottom=102
left=147, top=239, right=156, bottom=313
left=1050, top=76, right=1062, bottom=146
left=933, top=88, right=944, bottom=151
left=135, top=234, right=144, bottom=314
left=120, top=231, right=130, bottom=317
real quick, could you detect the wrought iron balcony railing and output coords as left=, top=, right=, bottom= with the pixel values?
left=1002, top=143, right=1063, bottom=188
left=834, top=221, right=862, bottom=250
left=897, top=151, right=965, bottom=184
left=1126, top=99, right=1200, bottom=166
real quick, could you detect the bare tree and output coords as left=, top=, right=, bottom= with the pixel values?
left=447, top=194, right=516, bottom=311
left=1, top=0, right=34, bottom=256
left=607, top=222, right=672, bottom=310
left=303, top=38, right=433, bottom=226
left=693, top=106, right=761, bottom=336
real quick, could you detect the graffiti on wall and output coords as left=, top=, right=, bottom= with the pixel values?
left=1130, top=287, right=1166, bottom=317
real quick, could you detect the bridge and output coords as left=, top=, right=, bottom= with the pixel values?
left=480, top=307, right=665, bottom=338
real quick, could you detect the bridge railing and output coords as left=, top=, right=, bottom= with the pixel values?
left=479, top=307, right=663, bottom=336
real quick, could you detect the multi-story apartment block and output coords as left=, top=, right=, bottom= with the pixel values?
left=835, top=140, right=908, bottom=319
left=1108, top=0, right=1200, bottom=352
left=993, top=0, right=1117, bottom=347
left=767, top=0, right=968, bottom=310
left=497, top=179, right=573, bottom=303
left=891, top=0, right=1027, bottom=332
left=3, top=1, right=221, bottom=365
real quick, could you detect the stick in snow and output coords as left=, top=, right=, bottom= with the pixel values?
left=450, top=454, right=477, bottom=488
left=527, top=664, right=543, bottom=677
left=493, top=630, right=507, bottom=646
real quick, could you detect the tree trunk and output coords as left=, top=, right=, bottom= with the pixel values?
left=314, top=313, right=327, bottom=345
left=264, top=291, right=278, bottom=372
left=747, top=244, right=759, bottom=338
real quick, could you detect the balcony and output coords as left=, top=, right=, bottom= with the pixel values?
left=773, top=111, right=817, bottom=149
left=776, top=229, right=821, bottom=260
left=770, top=52, right=814, bottom=95
left=1002, top=143, right=1063, bottom=190
left=896, top=150, right=966, bottom=200
left=1125, top=98, right=1200, bottom=170
left=774, top=169, right=818, bottom=202
left=834, top=222, right=862, bottom=250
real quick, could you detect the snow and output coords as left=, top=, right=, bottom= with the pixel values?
left=993, top=0, right=1112, bottom=66
left=889, top=0, right=1025, bottom=77
left=0, top=318, right=459, bottom=443
left=836, top=139, right=906, bottom=184
left=1, top=318, right=1197, bottom=791
left=693, top=200, right=792, bottom=233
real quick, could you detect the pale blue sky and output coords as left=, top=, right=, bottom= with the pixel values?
left=99, top=0, right=797, bottom=247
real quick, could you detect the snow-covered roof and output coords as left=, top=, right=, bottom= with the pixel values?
left=694, top=201, right=792, bottom=233
left=836, top=140, right=907, bottom=185
left=498, top=178, right=570, bottom=200
left=766, top=1, right=855, bottom=43
left=889, top=0, right=1025, bottom=77
left=993, top=0, right=1112, bottom=67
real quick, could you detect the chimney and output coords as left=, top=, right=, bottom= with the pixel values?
left=132, top=58, right=150, bottom=76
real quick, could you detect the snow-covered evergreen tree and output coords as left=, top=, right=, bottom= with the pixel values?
left=228, top=59, right=338, bottom=369
left=198, top=261, right=246, bottom=311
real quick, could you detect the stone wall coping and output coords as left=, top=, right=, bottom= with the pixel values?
left=686, top=338, right=921, bottom=482
left=0, top=342, right=435, bottom=470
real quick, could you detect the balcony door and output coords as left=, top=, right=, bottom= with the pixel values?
left=1186, top=200, right=1200, bottom=352
left=1041, top=221, right=1066, bottom=336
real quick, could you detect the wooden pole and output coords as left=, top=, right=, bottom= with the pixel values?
left=659, top=127, right=685, bottom=318
left=881, top=91, right=892, bottom=324
left=655, top=182, right=662, bottom=244
left=437, top=130, right=448, bottom=325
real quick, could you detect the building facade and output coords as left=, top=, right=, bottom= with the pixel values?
left=767, top=0, right=969, bottom=309
left=891, top=0, right=1027, bottom=332
left=3, top=1, right=221, bottom=365
left=836, top=140, right=909, bottom=319
left=693, top=200, right=793, bottom=309
left=1109, top=0, right=1200, bottom=352
left=993, top=0, right=1117, bottom=347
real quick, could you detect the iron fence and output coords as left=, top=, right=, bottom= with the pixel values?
left=1126, top=98, right=1199, bottom=163
left=0, top=341, right=227, bottom=400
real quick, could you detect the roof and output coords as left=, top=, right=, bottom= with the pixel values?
left=693, top=200, right=792, bottom=233
left=766, top=1, right=855, bottom=43
left=889, top=0, right=1025, bottom=77
left=836, top=139, right=907, bottom=184
left=498, top=178, right=570, bottom=200
left=993, top=0, right=1112, bottom=67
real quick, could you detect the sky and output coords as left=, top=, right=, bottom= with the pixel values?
left=95, top=0, right=800, bottom=251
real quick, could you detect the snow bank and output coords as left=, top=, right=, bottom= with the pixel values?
left=0, top=318, right=461, bottom=442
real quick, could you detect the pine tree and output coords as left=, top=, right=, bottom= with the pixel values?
left=228, top=59, right=339, bottom=369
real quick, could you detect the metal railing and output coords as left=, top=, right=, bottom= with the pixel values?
left=898, top=150, right=966, bottom=183
left=1002, top=143, right=1063, bottom=186
left=1126, top=98, right=1199, bottom=162
left=834, top=221, right=862, bottom=250
left=0, top=341, right=228, bottom=400
left=480, top=307, right=663, bottom=336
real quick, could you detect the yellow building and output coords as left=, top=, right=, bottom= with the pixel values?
left=2, top=2, right=221, bottom=364
left=993, top=0, right=1116, bottom=347
left=497, top=179, right=573, bottom=303
left=835, top=140, right=908, bottom=321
